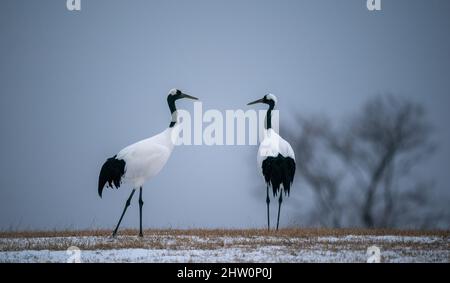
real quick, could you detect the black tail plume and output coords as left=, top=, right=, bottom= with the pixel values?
left=262, top=154, right=296, bottom=197
left=98, top=155, right=126, bottom=198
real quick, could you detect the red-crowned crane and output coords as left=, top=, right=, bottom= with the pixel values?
left=247, top=94, right=296, bottom=231
left=98, top=89, right=198, bottom=237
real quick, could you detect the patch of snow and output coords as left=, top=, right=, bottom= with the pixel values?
left=317, top=235, right=444, bottom=244
left=0, top=234, right=448, bottom=263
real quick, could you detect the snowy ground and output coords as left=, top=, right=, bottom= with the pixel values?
left=0, top=230, right=448, bottom=263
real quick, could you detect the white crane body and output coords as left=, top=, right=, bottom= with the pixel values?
left=98, top=89, right=197, bottom=237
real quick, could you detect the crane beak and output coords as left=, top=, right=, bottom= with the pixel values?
left=247, top=98, right=264, bottom=105
left=181, top=93, right=199, bottom=100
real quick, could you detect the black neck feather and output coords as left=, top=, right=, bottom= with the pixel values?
left=266, top=101, right=275, bottom=129
left=168, top=96, right=177, bottom=128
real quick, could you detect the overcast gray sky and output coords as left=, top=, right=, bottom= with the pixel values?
left=0, top=0, right=449, bottom=230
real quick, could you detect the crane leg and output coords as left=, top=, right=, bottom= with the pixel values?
left=112, top=188, right=136, bottom=237
left=139, top=187, right=144, bottom=237
left=276, top=192, right=283, bottom=231
left=266, top=185, right=270, bottom=231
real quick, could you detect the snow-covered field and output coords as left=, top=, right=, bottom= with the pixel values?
left=0, top=229, right=448, bottom=263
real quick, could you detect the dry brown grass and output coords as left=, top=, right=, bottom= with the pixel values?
left=0, top=228, right=448, bottom=239
left=0, top=228, right=448, bottom=253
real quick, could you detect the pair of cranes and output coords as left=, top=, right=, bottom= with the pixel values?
left=98, top=89, right=296, bottom=237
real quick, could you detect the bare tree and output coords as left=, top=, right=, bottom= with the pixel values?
left=289, top=95, right=440, bottom=228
